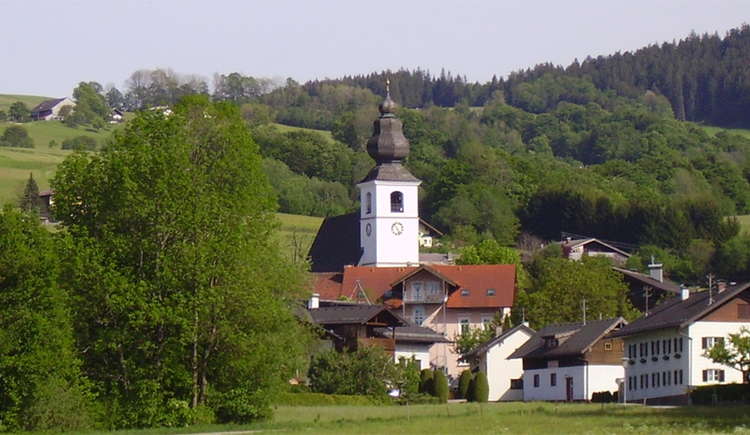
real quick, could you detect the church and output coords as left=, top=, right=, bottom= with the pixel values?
left=307, top=85, right=517, bottom=378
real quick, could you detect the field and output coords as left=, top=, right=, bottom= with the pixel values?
left=703, top=125, right=750, bottom=138
left=273, top=122, right=335, bottom=142
left=736, top=215, right=750, bottom=234
left=85, top=402, right=750, bottom=435
left=276, top=213, right=324, bottom=260
left=0, top=94, right=50, bottom=113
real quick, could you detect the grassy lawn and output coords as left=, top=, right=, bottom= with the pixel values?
left=273, top=123, right=334, bottom=142
left=81, top=402, right=750, bottom=435
left=0, top=94, right=50, bottom=112
left=703, top=125, right=750, bottom=138
left=0, top=146, right=72, bottom=206
left=733, top=214, right=750, bottom=234
left=276, top=212, right=323, bottom=261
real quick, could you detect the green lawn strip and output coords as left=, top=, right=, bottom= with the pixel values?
left=0, top=94, right=50, bottom=112
left=734, top=214, right=750, bottom=234
left=272, top=123, right=334, bottom=142
left=703, top=125, right=750, bottom=138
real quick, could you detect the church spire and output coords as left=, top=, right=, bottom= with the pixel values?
left=366, top=79, right=410, bottom=166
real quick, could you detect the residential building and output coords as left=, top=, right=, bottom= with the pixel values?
left=561, top=237, right=630, bottom=266
left=609, top=283, right=750, bottom=405
left=462, top=324, right=535, bottom=401
left=509, top=317, right=627, bottom=402
left=29, top=97, right=75, bottom=121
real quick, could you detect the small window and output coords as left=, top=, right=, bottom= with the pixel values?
left=390, top=191, right=403, bottom=212
left=550, top=373, right=557, bottom=387
left=486, top=288, right=496, bottom=297
left=702, top=337, right=724, bottom=350
left=739, top=304, right=750, bottom=319
left=703, top=369, right=725, bottom=383
left=533, top=374, right=540, bottom=388
left=413, top=306, right=425, bottom=326
left=510, top=378, right=523, bottom=390
left=459, top=318, right=470, bottom=334
left=365, top=192, right=372, bottom=214
left=604, top=342, right=612, bottom=351
left=461, top=289, right=470, bottom=297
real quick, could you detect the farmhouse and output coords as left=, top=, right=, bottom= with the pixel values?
left=462, top=324, right=535, bottom=401
left=30, top=97, right=75, bottom=121
left=509, top=317, right=627, bottom=402
left=560, top=237, right=630, bottom=265
left=308, top=87, right=517, bottom=378
left=609, top=283, right=750, bottom=405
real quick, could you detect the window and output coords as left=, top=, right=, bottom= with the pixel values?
left=544, top=337, right=559, bottom=348
left=482, top=317, right=493, bottom=330
left=702, top=337, right=724, bottom=349
left=365, top=192, right=372, bottom=214
left=533, top=374, right=540, bottom=388
left=663, top=371, right=670, bottom=386
left=460, top=289, right=470, bottom=297
left=411, top=282, right=424, bottom=302
left=428, top=281, right=440, bottom=295
left=604, top=342, right=612, bottom=351
left=739, top=304, right=750, bottom=319
left=390, top=191, right=403, bottom=212
left=510, top=378, right=523, bottom=390
left=486, top=288, right=496, bottom=297
left=413, top=306, right=425, bottom=326
left=703, top=369, right=725, bottom=383
left=459, top=318, right=470, bottom=334
left=666, top=339, right=671, bottom=354
left=550, top=373, right=557, bottom=387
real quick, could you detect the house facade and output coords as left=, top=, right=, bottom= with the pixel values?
left=509, top=318, right=627, bottom=402
left=561, top=237, right=630, bottom=266
left=462, top=324, right=535, bottom=401
left=610, top=284, right=750, bottom=405
left=30, top=97, right=75, bottom=121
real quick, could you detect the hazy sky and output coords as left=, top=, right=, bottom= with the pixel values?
left=2, top=1, right=749, bottom=98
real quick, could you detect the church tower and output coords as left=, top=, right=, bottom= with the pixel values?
left=358, top=83, right=421, bottom=267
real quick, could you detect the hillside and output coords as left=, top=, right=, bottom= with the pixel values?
left=0, top=94, right=50, bottom=113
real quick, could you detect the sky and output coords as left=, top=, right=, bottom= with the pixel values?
left=2, top=0, right=749, bottom=98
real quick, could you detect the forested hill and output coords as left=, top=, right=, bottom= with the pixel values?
left=266, top=24, right=750, bottom=129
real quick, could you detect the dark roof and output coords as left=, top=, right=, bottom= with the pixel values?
left=30, top=97, right=69, bottom=114
left=308, top=304, right=406, bottom=327
left=359, top=162, right=420, bottom=183
left=561, top=238, right=630, bottom=257
left=612, top=267, right=681, bottom=294
left=463, top=324, right=535, bottom=359
left=508, top=317, right=626, bottom=360
left=308, top=212, right=361, bottom=273
left=374, top=321, right=449, bottom=344
left=38, top=189, right=54, bottom=197
left=610, top=282, right=750, bottom=339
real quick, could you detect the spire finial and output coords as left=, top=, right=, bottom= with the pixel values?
left=386, top=78, right=390, bottom=95
left=379, top=79, right=396, bottom=116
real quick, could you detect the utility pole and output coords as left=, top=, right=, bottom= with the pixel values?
left=707, top=274, right=714, bottom=306
left=643, top=286, right=652, bottom=317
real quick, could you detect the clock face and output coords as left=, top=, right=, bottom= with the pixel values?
left=391, top=222, right=404, bottom=236
left=365, top=223, right=372, bottom=236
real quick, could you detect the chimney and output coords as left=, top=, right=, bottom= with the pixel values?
left=718, top=281, right=727, bottom=294
left=648, top=260, right=663, bottom=283
left=495, top=325, right=503, bottom=337
left=308, top=293, right=320, bottom=310
left=680, top=287, right=690, bottom=301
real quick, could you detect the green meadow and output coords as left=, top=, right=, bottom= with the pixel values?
left=83, top=402, right=750, bottom=435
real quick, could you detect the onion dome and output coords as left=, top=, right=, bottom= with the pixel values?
left=367, top=80, right=410, bottom=164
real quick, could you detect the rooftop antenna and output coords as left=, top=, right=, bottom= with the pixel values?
left=352, top=279, right=371, bottom=305
left=707, top=274, right=714, bottom=306
left=643, top=285, right=652, bottom=317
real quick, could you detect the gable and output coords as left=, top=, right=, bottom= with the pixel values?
left=701, top=292, right=750, bottom=322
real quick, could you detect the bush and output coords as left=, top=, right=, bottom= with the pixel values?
left=691, top=384, right=750, bottom=405
left=469, top=371, right=489, bottom=403
left=308, top=347, right=399, bottom=397
left=212, top=388, right=271, bottom=424
left=61, top=135, right=98, bottom=151
left=591, top=391, right=615, bottom=403
left=419, top=369, right=434, bottom=395
left=274, top=392, right=390, bottom=407
left=433, top=370, right=449, bottom=404
left=458, top=370, right=473, bottom=400
left=0, top=125, right=34, bottom=148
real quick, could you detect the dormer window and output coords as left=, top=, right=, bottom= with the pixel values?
left=544, top=337, right=559, bottom=348
left=390, top=191, right=403, bottom=212
left=486, top=289, right=496, bottom=297
left=365, top=192, right=372, bottom=214
left=460, top=289, right=470, bottom=297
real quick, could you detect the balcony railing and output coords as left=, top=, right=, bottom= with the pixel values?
left=403, top=292, right=446, bottom=304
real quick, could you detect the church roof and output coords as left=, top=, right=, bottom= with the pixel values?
left=359, top=162, right=421, bottom=183
left=308, top=212, right=361, bottom=273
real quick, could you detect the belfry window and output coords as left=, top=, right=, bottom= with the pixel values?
left=390, top=191, right=403, bottom=212
left=365, top=192, right=372, bottom=214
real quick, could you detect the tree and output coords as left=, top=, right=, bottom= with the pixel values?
left=0, top=206, right=92, bottom=432
left=0, top=124, right=34, bottom=148
left=456, top=239, right=520, bottom=265
left=61, top=135, right=98, bottom=151
left=433, top=370, right=449, bottom=403
left=419, top=368, right=434, bottom=395
left=51, top=96, right=311, bottom=427
left=453, top=325, right=494, bottom=355
left=457, top=370, right=473, bottom=400
left=19, top=172, right=39, bottom=214
left=73, top=81, right=110, bottom=119
left=9, top=101, right=30, bottom=122
left=704, top=326, right=750, bottom=383
left=308, top=346, right=401, bottom=397
left=468, top=372, right=489, bottom=403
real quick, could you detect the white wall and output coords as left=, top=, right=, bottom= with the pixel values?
left=482, top=329, right=533, bottom=401
left=623, top=329, right=689, bottom=402
left=523, top=364, right=623, bottom=402
left=689, top=322, right=746, bottom=385
left=395, top=343, right=432, bottom=371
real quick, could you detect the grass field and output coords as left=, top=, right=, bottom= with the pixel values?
left=273, top=123, right=334, bottom=142
left=703, top=125, right=750, bottom=138
left=0, top=94, right=50, bottom=113
left=733, top=214, right=750, bottom=234
left=276, top=212, right=323, bottom=261
left=83, top=402, right=750, bottom=435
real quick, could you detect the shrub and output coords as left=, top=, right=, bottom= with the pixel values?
left=433, top=370, right=449, bottom=404
left=274, top=392, right=390, bottom=407
left=691, top=384, right=750, bottom=405
left=469, top=371, right=489, bottom=403
left=591, top=391, right=615, bottom=403
left=0, top=125, right=34, bottom=148
left=419, top=369, right=434, bottom=395
left=458, top=370, right=473, bottom=400
left=308, top=347, right=399, bottom=397
left=61, top=135, right=98, bottom=151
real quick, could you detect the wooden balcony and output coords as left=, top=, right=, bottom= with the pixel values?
left=343, top=337, right=396, bottom=354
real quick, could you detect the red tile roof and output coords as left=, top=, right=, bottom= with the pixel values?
left=311, top=264, right=516, bottom=309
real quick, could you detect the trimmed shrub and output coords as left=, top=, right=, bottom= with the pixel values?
left=691, top=384, right=750, bottom=405
left=591, top=391, right=614, bottom=403
left=470, top=371, right=489, bottom=403
left=458, top=370, right=473, bottom=400
left=419, top=369, right=434, bottom=395
left=433, top=370, right=449, bottom=404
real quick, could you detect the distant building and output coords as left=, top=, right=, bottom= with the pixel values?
left=30, top=97, right=75, bottom=121
left=561, top=237, right=630, bottom=266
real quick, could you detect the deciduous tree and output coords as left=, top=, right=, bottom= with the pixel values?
left=704, top=326, right=750, bottom=383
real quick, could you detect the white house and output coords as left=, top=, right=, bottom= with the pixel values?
left=509, top=317, right=628, bottom=402
left=609, top=283, right=750, bottom=405
left=462, top=324, right=535, bottom=401
left=29, top=97, right=75, bottom=121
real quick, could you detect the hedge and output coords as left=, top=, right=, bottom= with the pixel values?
left=274, top=392, right=391, bottom=407
left=691, top=384, right=750, bottom=405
